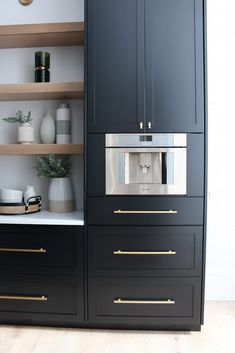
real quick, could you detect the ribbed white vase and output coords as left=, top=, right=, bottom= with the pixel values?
left=48, top=177, right=75, bottom=213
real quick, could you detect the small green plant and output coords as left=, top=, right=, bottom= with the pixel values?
left=3, top=110, right=32, bottom=125
left=34, top=154, right=71, bottom=178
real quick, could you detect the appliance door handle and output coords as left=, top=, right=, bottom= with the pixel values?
left=113, top=209, right=177, bottom=214
left=113, top=250, right=176, bottom=255
left=0, top=295, right=48, bottom=301
left=0, top=247, right=47, bottom=253
left=113, top=298, right=175, bottom=305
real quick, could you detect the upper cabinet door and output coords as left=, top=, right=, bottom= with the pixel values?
left=145, top=0, right=205, bottom=132
left=87, top=0, right=145, bottom=133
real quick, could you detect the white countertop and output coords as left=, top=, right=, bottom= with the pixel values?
left=0, top=210, right=84, bottom=226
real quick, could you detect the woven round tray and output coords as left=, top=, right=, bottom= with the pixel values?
left=0, top=196, right=41, bottom=215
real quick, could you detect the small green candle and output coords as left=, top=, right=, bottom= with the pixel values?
left=35, top=51, right=50, bottom=82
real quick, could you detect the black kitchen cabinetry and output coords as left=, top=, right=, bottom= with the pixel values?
left=0, top=225, right=84, bottom=326
left=87, top=0, right=205, bottom=133
left=86, top=0, right=207, bottom=331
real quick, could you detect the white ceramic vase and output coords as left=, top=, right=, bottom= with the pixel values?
left=17, top=123, right=34, bottom=144
left=23, top=186, right=36, bottom=203
left=48, top=177, right=75, bottom=213
left=40, top=110, right=55, bottom=144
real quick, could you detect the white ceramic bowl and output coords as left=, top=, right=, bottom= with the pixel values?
left=0, top=189, right=23, bottom=203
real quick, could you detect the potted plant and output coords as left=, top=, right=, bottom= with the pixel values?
left=3, top=110, right=34, bottom=144
left=34, top=154, right=75, bottom=213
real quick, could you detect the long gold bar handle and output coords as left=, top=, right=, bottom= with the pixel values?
left=0, top=295, right=48, bottom=301
left=113, top=250, right=176, bottom=255
left=0, top=248, right=46, bottom=253
left=113, top=210, right=177, bottom=214
left=114, top=298, right=175, bottom=305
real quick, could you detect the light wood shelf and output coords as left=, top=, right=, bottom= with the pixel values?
left=0, top=22, right=84, bottom=48
left=0, top=82, right=83, bottom=101
left=0, top=144, right=83, bottom=155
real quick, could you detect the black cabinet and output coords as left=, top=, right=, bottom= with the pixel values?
left=88, top=277, right=201, bottom=329
left=0, top=225, right=85, bottom=326
left=88, top=226, right=203, bottom=277
left=87, top=197, right=204, bottom=226
left=87, top=0, right=205, bottom=133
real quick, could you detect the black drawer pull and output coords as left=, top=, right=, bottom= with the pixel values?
left=113, top=298, right=175, bottom=305
left=0, top=295, right=48, bottom=301
left=113, top=250, right=176, bottom=255
left=114, top=209, right=178, bottom=215
left=0, top=247, right=47, bottom=253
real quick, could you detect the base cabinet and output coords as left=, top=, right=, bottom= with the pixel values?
left=0, top=225, right=85, bottom=326
left=0, top=275, right=84, bottom=326
left=88, top=277, right=201, bottom=329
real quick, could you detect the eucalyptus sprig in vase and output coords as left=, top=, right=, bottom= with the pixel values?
left=34, top=154, right=75, bottom=213
left=3, top=110, right=34, bottom=144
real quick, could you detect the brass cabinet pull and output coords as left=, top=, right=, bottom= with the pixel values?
left=0, top=295, right=48, bottom=301
left=113, top=209, right=177, bottom=214
left=114, top=298, right=175, bottom=305
left=0, top=248, right=47, bottom=253
left=113, top=250, right=176, bottom=255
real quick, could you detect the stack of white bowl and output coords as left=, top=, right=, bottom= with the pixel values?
left=0, top=189, right=23, bottom=204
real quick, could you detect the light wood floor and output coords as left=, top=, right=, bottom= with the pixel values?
left=0, top=302, right=234, bottom=353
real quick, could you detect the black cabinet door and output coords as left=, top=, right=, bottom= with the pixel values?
left=145, top=0, right=204, bottom=132
left=87, top=0, right=205, bottom=133
left=88, top=277, right=201, bottom=327
left=87, top=0, right=144, bottom=133
left=88, top=226, right=203, bottom=277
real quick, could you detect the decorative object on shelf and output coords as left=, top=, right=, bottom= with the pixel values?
left=34, top=154, right=74, bottom=213
left=23, top=186, right=36, bottom=203
left=40, top=110, right=55, bottom=144
left=35, top=51, right=50, bottom=82
left=56, top=103, right=71, bottom=144
left=0, top=196, right=41, bottom=215
left=18, top=0, right=33, bottom=5
left=0, top=188, right=23, bottom=204
left=2, top=110, right=34, bottom=144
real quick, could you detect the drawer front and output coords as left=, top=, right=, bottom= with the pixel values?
left=0, top=225, right=83, bottom=274
left=88, top=277, right=201, bottom=326
left=0, top=275, right=84, bottom=321
left=88, top=226, right=203, bottom=276
left=88, top=197, right=204, bottom=225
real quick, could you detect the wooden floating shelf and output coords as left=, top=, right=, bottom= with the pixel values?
left=0, top=82, right=84, bottom=101
left=0, top=144, right=84, bottom=155
left=0, top=22, right=84, bottom=48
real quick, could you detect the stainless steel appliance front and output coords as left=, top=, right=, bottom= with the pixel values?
left=105, top=134, right=187, bottom=195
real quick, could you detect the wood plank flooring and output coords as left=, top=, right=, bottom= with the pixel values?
left=0, top=302, right=234, bottom=353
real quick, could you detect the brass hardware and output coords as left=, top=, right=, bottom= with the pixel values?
left=0, top=248, right=46, bottom=253
left=139, top=122, right=144, bottom=130
left=19, top=0, right=33, bottom=5
left=113, top=209, right=177, bottom=214
left=0, top=295, right=47, bottom=301
left=148, top=121, right=152, bottom=129
left=113, top=250, right=176, bottom=255
left=114, top=298, right=175, bottom=305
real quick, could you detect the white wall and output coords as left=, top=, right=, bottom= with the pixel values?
left=0, top=0, right=234, bottom=300
left=205, top=0, right=235, bottom=300
left=0, top=0, right=84, bottom=24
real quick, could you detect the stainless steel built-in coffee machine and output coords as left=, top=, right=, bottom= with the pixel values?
left=105, top=134, right=187, bottom=195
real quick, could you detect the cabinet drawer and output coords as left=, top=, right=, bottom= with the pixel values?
left=88, top=197, right=203, bottom=225
left=0, top=225, right=83, bottom=274
left=88, top=226, right=203, bottom=276
left=0, top=275, right=83, bottom=320
left=88, top=277, right=201, bottom=326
